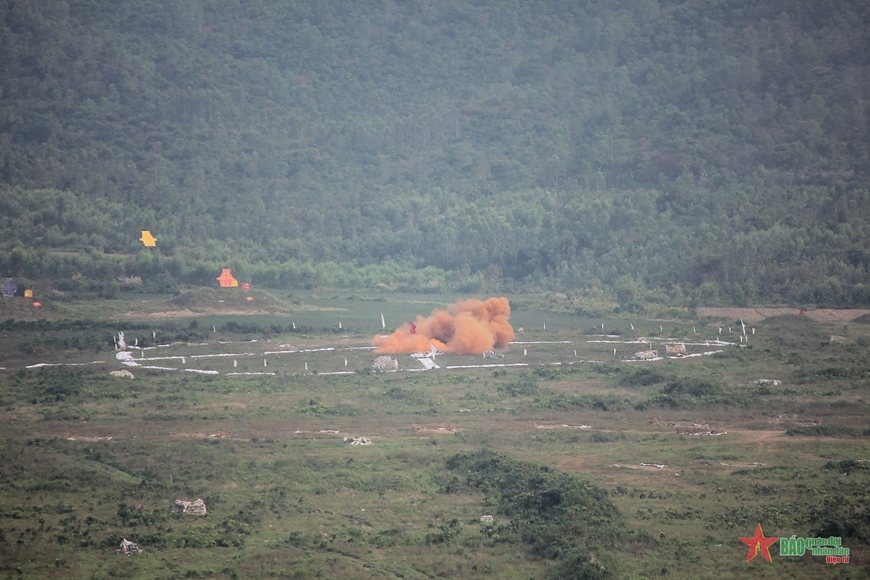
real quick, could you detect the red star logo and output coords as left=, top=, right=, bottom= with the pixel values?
left=739, top=523, right=778, bottom=562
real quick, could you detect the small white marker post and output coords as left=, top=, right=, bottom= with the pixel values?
left=523, top=349, right=527, bottom=356
left=304, top=362, right=308, bottom=371
left=292, top=322, right=296, bottom=329
left=264, top=359, right=267, bottom=367
left=234, top=360, right=237, bottom=368
left=344, top=359, right=348, bottom=367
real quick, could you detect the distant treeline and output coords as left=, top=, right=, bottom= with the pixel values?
left=1, top=1, right=869, bottom=306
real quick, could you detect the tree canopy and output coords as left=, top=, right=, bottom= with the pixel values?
left=1, top=0, right=869, bottom=305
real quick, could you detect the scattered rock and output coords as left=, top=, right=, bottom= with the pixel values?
left=412, top=424, right=456, bottom=433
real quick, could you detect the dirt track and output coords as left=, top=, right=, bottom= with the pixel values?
left=696, top=308, right=870, bottom=322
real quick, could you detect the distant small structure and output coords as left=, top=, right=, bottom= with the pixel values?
left=344, top=436, right=372, bottom=446
left=665, top=343, right=687, bottom=356
left=115, top=538, right=142, bottom=555
left=480, top=515, right=494, bottom=523
left=171, top=498, right=207, bottom=515
left=110, top=370, right=135, bottom=379
left=372, top=356, right=398, bottom=371
left=483, top=350, right=504, bottom=359
left=634, top=349, right=658, bottom=360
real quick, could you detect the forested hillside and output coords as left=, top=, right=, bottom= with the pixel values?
left=1, top=0, right=869, bottom=305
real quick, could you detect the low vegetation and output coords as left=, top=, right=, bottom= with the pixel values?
left=0, top=291, right=867, bottom=578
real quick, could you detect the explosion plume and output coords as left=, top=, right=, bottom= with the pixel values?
left=372, top=297, right=515, bottom=355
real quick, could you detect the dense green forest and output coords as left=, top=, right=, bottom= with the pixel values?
left=1, top=0, right=869, bottom=305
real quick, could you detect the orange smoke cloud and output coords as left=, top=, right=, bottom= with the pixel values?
left=372, top=297, right=515, bottom=355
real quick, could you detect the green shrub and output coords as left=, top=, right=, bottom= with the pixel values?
left=497, top=373, right=539, bottom=397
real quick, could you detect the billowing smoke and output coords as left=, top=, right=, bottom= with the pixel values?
left=372, top=297, right=515, bottom=355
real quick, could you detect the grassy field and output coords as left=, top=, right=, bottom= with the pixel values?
left=0, top=289, right=867, bottom=579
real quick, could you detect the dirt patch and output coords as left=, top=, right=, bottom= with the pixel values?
left=113, top=287, right=309, bottom=319
left=117, top=308, right=274, bottom=319
left=727, top=429, right=787, bottom=441
left=697, top=308, right=870, bottom=322
left=174, top=431, right=245, bottom=440
left=116, top=303, right=344, bottom=320
left=411, top=424, right=458, bottom=433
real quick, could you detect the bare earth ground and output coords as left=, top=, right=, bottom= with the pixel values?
left=696, top=307, right=870, bottom=322
left=118, top=308, right=281, bottom=319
